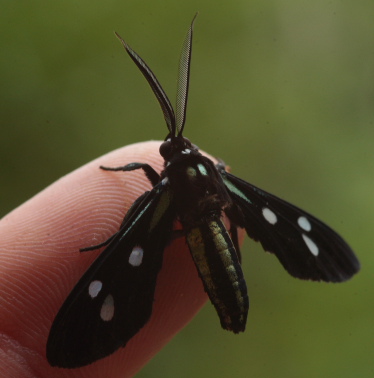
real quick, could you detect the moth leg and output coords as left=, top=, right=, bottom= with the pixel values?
left=81, top=164, right=160, bottom=251
left=80, top=233, right=117, bottom=252
left=223, top=203, right=246, bottom=264
left=100, top=162, right=160, bottom=187
left=215, top=159, right=229, bottom=172
left=230, top=224, right=242, bottom=263
left=80, top=191, right=150, bottom=252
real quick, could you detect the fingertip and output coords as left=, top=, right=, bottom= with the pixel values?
left=1, top=140, right=244, bottom=376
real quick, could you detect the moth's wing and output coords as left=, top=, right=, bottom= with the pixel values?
left=47, top=184, right=175, bottom=368
left=220, top=170, right=360, bottom=282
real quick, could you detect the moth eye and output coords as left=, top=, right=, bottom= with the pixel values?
left=88, top=280, right=103, bottom=298
left=159, top=140, right=173, bottom=160
left=129, top=246, right=144, bottom=267
left=262, top=207, right=278, bottom=225
left=100, top=294, right=115, bottom=321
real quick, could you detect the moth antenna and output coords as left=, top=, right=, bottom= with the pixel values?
left=115, top=32, right=176, bottom=136
left=176, top=13, right=197, bottom=136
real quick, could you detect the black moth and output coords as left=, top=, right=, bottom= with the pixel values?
left=47, top=16, right=360, bottom=368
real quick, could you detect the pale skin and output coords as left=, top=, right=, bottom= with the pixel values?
left=0, top=141, right=244, bottom=378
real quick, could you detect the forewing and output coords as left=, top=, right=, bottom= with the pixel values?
left=220, top=170, right=360, bottom=282
left=47, top=184, right=175, bottom=368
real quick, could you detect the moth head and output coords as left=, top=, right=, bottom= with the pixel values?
left=159, top=135, right=199, bottom=161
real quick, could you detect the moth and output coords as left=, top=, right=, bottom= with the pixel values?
left=47, top=16, right=360, bottom=368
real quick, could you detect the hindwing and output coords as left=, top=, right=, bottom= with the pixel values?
left=219, top=169, right=359, bottom=282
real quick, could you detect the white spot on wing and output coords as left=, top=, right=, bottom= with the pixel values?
left=181, top=149, right=191, bottom=154
left=100, top=294, right=115, bottom=321
left=129, top=246, right=144, bottom=267
left=88, top=280, right=102, bottom=298
left=298, top=216, right=312, bottom=232
left=302, top=234, right=319, bottom=256
left=197, top=163, right=208, bottom=176
left=262, top=207, right=277, bottom=225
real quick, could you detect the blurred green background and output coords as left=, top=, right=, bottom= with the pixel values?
left=1, top=1, right=373, bottom=377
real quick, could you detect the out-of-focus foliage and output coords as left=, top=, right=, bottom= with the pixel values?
left=1, top=1, right=373, bottom=377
